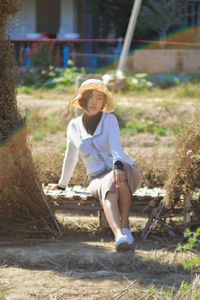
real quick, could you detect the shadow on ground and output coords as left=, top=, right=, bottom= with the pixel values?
left=0, top=229, right=191, bottom=292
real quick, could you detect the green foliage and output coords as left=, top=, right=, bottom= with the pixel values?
left=16, top=61, right=85, bottom=89
left=181, top=282, right=189, bottom=296
left=138, top=0, right=191, bottom=41
left=102, top=70, right=153, bottom=91
left=31, top=42, right=51, bottom=69
left=148, top=286, right=156, bottom=297
left=32, top=132, right=44, bottom=141
left=44, top=63, right=85, bottom=87
left=0, top=290, right=5, bottom=300
left=178, top=228, right=200, bottom=274
left=193, top=188, right=200, bottom=199
left=120, top=119, right=173, bottom=137
left=178, top=228, right=200, bottom=253
left=86, top=0, right=133, bottom=38
left=148, top=74, right=189, bottom=89
left=17, top=85, right=33, bottom=94
left=174, top=82, right=200, bottom=99
left=86, top=0, right=194, bottom=41
left=17, top=68, right=38, bottom=86
left=126, top=73, right=153, bottom=91
left=175, top=228, right=200, bottom=298
left=60, top=144, right=66, bottom=151
left=163, top=289, right=173, bottom=297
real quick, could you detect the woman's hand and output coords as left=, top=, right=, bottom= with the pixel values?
left=113, top=169, right=126, bottom=188
left=47, top=183, right=58, bottom=190
left=47, top=183, right=66, bottom=191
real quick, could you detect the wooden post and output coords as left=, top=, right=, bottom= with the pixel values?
left=98, top=210, right=109, bottom=229
left=184, top=194, right=191, bottom=225
left=118, top=0, right=143, bottom=71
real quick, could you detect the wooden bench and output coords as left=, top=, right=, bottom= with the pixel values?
left=44, top=185, right=195, bottom=238
left=44, top=185, right=168, bottom=237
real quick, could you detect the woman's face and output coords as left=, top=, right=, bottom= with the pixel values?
left=84, top=90, right=105, bottom=116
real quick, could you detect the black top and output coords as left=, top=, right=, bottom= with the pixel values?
left=82, top=112, right=102, bottom=135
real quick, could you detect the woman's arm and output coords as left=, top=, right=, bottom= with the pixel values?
left=108, top=114, right=126, bottom=187
left=108, top=114, right=123, bottom=163
left=58, top=122, right=79, bottom=188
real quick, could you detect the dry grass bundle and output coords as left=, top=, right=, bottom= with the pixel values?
left=0, top=1, right=61, bottom=235
left=163, top=115, right=200, bottom=209
left=0, top=127, right=61, bottom=235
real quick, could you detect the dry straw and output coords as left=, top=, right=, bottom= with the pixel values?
left=163, top=115, right=200, bottom=219
left=0, top=0, right=61, bottom=235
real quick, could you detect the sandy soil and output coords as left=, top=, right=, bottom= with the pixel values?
left=0, top=216, right=194, bottom=300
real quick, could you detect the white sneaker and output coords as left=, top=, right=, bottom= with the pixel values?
left=122, top=228, right=134, bottom=245
left=115, top=236, right=130, bottom=251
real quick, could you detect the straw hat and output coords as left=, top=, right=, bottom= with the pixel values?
left=71, top=79, right=114, bottom=113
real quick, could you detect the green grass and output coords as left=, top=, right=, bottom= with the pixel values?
left=17, top=78, right=200, bottom=102
left=18, top=80, right=200, bottom=142
left=60, top=144, right=66, bottom=151
left=17, top=85, right=34, bottom=94
left=173, top=82, right=200, bottom=98
left=120, top=119, right=174, bottom=136
left=26, top=112, right=63, bottom=141
left=119, top=81, right=200, bottom=100
left=17, top=84, right=75, bottom=95
left=32, top=132, right=45, bottom=141
left=0, top=290, right=5, bottom=300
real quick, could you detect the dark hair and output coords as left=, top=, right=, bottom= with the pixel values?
left=78, top=90, right=93, bottom=109
left=78, top=89, right=106, bottom=110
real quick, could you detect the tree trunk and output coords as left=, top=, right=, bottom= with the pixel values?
left=0, top=0, right=61, bottom=236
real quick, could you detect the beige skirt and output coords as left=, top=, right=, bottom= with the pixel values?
left=88, top=163, right=142, bottom=207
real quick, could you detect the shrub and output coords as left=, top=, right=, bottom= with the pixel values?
left=102, top=70, right=153, bottom=91
left=31, top=42, right=51, bottom=69
left=163, top=117, right=200, bottom=208
left=148, top=74, right=189, bottom=88
left=16, top=61, right=86, bottom=89
left=126, top=73, right=153, bottom=91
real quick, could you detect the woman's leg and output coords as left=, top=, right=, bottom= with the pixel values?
left=118, top=181, right=132, bottom=228
left=118, top=166, right=142, bottom=228
left=103, top=190, right=125, bottom=241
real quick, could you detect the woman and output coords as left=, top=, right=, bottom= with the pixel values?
left=54, top=79, right=142, bottom=250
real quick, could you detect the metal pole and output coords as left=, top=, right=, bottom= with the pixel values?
left=118, top=0, right=143, bottom=71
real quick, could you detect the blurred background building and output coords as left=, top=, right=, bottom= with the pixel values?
left=8, top=0, right=200, bottom=72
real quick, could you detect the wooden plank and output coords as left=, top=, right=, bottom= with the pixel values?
left=52, top=203, right=101, bottom=211
left=44, top=186, right=166, bottom=230
left=48, top=196, right=162, bottom=207
left=98, top=211, right=109, bottom=229
left=45, top=186, right=165, bottom=207
left=184, top=194, right=191, bottom=225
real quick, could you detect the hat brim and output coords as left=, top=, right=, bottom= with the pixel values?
left=71, top=82, right=114, bottom=113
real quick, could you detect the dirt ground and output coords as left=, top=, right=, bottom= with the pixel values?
left=0, top=214, right=194, bottom=300
left=0, top=93, right=199, bottom=299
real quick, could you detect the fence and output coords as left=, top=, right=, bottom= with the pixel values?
left=11, top=38, right=123, bottom=70
left=11, top=38, right=200, bottom=71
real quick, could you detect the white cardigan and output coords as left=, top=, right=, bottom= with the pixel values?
left=58, top=112, right=135, bottom=188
